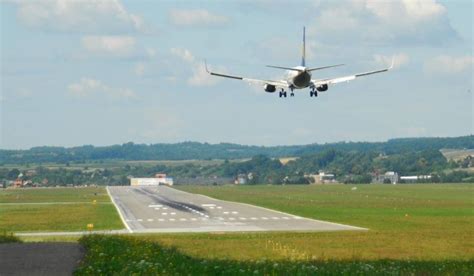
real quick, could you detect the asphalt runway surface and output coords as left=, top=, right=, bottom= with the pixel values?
left=0, top=243, right=84, bottom=276
left=108, top=186, right=366, bottom=233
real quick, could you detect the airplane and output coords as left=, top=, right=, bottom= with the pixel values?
left=205, top=27, right=393, bottom=98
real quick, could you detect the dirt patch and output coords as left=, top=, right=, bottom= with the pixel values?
left=0, top=243, right=84, bottom=276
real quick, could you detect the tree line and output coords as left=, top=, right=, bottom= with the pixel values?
left=1, top=148, right=472, bottom=186
left=1, top=136, right=473, bottom=165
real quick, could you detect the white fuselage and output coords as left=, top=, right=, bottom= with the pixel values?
left=287, top=66, right=312, bottom=89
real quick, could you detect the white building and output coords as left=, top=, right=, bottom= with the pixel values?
left=373, top=171, right=399, bottom=184
left=307, top=172, right=336, bottom=184
left=130, top=174, right=173, bottom=186
left=400, top=175, right=431, bottom=183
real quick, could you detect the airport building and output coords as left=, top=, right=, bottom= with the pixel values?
left=130, top=173, right=173, bottom=186
left=400, top=175, right=432, bottom=183
left=306, top=172, right=336, bottom=184
left=373, top=171, right=399, bottom=184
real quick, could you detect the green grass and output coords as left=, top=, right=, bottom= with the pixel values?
left=75, top=234, right=474, bottom=275
left=0, top=232, right=21, bottom=243
left=171, top=184, right=474, bottom=261
left=0, top=187, right=123, bottom=232
left=0, top=187, right=110, bottom=203
left=7, top=184, right=472, bottom=274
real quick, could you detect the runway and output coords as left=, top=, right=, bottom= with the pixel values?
left=107, top=186, right=366, bottom=233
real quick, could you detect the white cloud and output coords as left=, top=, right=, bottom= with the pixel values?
left=170, top=48, right=195, bottom=63
left=81, top=36, right=135, bottom=55
left=68, top=78, right=136, bottom=99
left=188, top=63, right=219, bottom=87
left=309, top=0, right=456, bottom=45
left=424, top=55, right=474, bottom=74
left=169, top=47, right=219, bottom=86
left=11, top=0, right=146, bottom=34
left=365, top=0, right=446, bottom=23
left=133, top=62, right=146, bottom=76
left=374, top=53, right=410, bottom=69
left=146, top=47, right=157, bottom=59
left=169, top=9, right=229, bottom=26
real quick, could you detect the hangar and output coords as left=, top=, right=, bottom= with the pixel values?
left=130, top=174, right=173, bottom=186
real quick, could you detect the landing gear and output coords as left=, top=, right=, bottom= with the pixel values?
left=290, top=87, right=295, bottom=97
left=310, top=89, right=318, bottom=97
left=279, top=89, right=287, bottom=98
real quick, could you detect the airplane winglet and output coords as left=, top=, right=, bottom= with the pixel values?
left=389, top=57, right=395, bottom=70
left=204, top=59, right=210, bottom=74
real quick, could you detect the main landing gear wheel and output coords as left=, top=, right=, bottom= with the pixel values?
left=279, top=90, right=287, bottom=98
left=310, top=90, right=318, bottom=97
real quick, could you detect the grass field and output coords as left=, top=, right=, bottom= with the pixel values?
left=73, top=183, right=469, bottom=274
left=0, top=187, right=123, bottom=232
left=172, top=184, right=474, bottom=261
left=75, top=234, right=473, bottom=275
left=4, top=184, right=473, bottom=274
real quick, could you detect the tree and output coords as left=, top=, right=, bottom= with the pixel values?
left=7, top=169, right=20, bottom=180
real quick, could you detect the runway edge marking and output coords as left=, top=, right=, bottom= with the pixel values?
left=106, top=186, right=133, bottom=233
left=168, top=186, right=368, bottom=231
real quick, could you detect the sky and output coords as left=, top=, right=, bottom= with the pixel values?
left=1, top=0, right=473, bottom=149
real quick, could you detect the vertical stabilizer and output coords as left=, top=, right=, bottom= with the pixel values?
left=301, top=27, right=306, bottom=67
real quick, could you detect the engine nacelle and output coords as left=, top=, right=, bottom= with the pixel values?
left=316, top=84, right=328, bottom=92
left=264, top=84, right=276, bottom=93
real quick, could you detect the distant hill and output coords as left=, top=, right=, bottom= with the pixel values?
left=1, top=136, right=473, bottom=164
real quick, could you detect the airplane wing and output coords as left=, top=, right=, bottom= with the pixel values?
left=205, top=61, right=290, bottom=89
left=311, top=60, right=394, bottom=87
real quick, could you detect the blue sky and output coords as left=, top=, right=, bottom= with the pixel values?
left=1, top=0, right=472, bottom=149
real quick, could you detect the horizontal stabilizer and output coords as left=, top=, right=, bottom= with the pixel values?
left=266, top=65, right=303, bottom=72
left=307, top=64, right=344, bottom=72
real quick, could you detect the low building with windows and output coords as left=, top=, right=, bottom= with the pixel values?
left=130, top=173, right=173, bottom=186
left=373, top=171, right=399, bottom=184
left=306, top=172, right=337, bottom=184
left=400, top=175, right=432, bottom=183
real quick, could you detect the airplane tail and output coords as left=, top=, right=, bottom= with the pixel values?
left=266, top=27, right=344, bottom=72
left=301, top=26, right=306, bottom=67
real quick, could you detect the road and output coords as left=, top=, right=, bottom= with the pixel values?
left=0, top=243, right=84, bottom=276
left=107, top=186, right=366, bottom=233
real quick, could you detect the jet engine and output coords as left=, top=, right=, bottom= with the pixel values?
left=264, top=84, right=276, bottom=93
left=316, top=84, right=328, bottom=92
